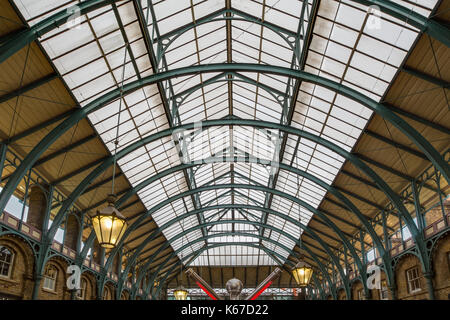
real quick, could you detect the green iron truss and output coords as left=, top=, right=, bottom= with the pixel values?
left=0, top=0, right=449, bottom=300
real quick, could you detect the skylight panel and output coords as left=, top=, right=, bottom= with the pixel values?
left=263, top=2, right=301, bottom=33
left=192, top=246, right=277, bottom=267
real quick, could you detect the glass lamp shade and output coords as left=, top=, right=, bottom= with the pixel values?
left=292, top=261, right=313, bottom=287
left=92, top=204, right=127, bottom=249
left=173, top=286, right=189, bottom=300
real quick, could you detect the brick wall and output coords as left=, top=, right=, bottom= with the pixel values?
left=64, top=215, right=79, bottom=251
left=351, top=280, right=364, bottom=300
left=38, top=258, right=71, bottom=300
left=368, top=272, right=381, bottom=300
left=425, top=197, right=450, bottom=226
left=121, top=289, right=130, bottom=300
left=0, top=236, right=35, bottom=300
left=395, top=254, right=429, bottom=300
left=80, top=272, right=96, bottom=300
left=103, top=283, right=115, bottom=300
left=337, top=288, right=346, bottom=300
left=26, top=185, right=47, bottom=231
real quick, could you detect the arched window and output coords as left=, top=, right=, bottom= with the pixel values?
left=103, top=287, right=110, bottom=300
left=77, top=278, right=88, bottom=300
left=406, top=266, right=422, bottom=293
left=43, top=264, right=58, bottom=291
left=0, top=246, right=14, bottom=278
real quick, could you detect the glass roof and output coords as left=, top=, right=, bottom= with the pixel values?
left=13, top=0, right=439, bottom=267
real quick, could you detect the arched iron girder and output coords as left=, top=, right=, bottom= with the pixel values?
left=1, top=0, right=448, bottom=66
left=144, top=226, right=344, bottom=295
left=114, top=155, right=385, bottom=267
left=0, top=65, right=442, bottom=274
left=141, top=243, right=326, bottom=300
left=66, top=152, right=372, bottom=275
left=4, top=119, right=391, bottom=243
left=152, top=256, right=327, bottom=301
left=120, top=203, right=341, bottom=274
left=121, top=207, right=341, bottom=276
left=357, top=0, right=450, bottom=47
left=136, top=231, right=331, bottom=278
left=6, top=116, right=422, bottom=282
left=150, top=7, right=302, bottom=70
left=116, top=200, right=364, bottom=286
left=115, top=203, right=351, bottom=292
left=0, top=64, right=446, bottom=233
left=137, top=234, right=299, bottom=290
left=148, top=240, right=327, bottom=301
left=0, top=83, right=441, bottom=259
left=1, top=117, right=422, bottom=296
left=171, top=72, right=286, bottom=122
left=135, top=230, right=338, bottom=299
left=173, top=72, right=285, bottom=104
left=125, top=238, right=327, bottom=299
left=113, top=168, right=374, bottom=288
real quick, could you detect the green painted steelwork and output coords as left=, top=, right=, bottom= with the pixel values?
left=119, top=201, right=361, bottom=277
left=107, top=146, right=392, bottom=278
left=258, top=0, right=318, bottom=253
left=364, top=129, right=428, bottom=160
left=0, top=144, right=7, bottom=185
left=0, top=64, right=447, bottom=212
left=148, top=246, right=327, bottom=300
left=1, top=0, right=448, bottom=65
left=2, top=120, right=440, bottom=298
left=0, top=0, right=117, bottom=64
left=1, top=116, right=432, bottom=295
left=0, top=0, right=447, bottom=298
left=385, top=102, right=450, bottom=135
left=171, top=72, right=286, bottom=122
left=143, top=0, right=208, bottom=239
left=109, top=184, right=364, bottom=296
left=355, top=0, right=450, bottom=47
left=33, top=134, right=97, bottom=167
left=152, top=7, right=302, bottom=69
left=140, top=225, right=343, bottom=299
left=119, top=198, right=354, bottom=265
left=111, top=155, right=383, bottom=287
left=140, top=233, right=333, bottom=299
left=1, top=109, right=77, bottom=145
left=402, top=66, right=450, bottom=88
